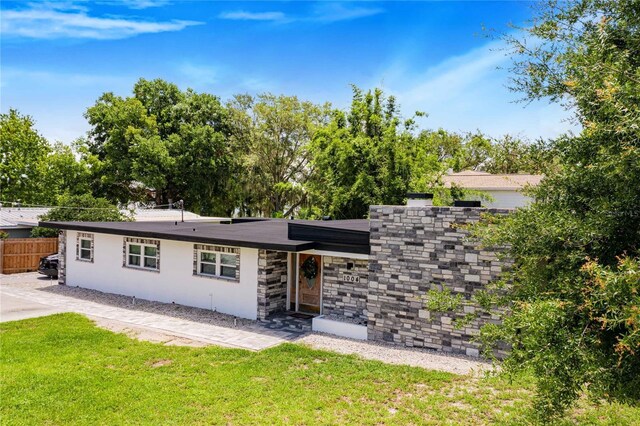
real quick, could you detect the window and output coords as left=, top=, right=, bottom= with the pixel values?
left=79, top=238, right=92, bottom=260
left=76, top=233, right=94, bottom=262
left=196, top=250, right=239, bottom=279
left=127, top=242, right=159, bottom=271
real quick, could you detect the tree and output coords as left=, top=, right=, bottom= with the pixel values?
left=306, top=87, right=414, bottom=219
left=473, top=0, right=640, bottom=419
left=40, top=142, right=92, bottom=198
left=483, top=136, right=557, bottom=175
left=0, top=109, right=50, bottom=204
left=228, top=93, right=330, bottom=217
left=83, top=79, right=236, bottom=216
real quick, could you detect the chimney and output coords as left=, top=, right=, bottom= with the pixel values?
left=406, top=192, right=433, bottom=207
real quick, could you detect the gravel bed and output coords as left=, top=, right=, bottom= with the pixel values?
left=299, top=332, right=493, bottom=376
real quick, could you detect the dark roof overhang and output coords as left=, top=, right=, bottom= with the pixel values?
left=39, top=219, right=371, bottom=255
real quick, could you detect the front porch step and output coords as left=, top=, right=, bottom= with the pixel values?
left=261, top=313, right=313, bottom=333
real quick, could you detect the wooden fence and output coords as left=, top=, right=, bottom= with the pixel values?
left=0, top=238, right=58, bottom=274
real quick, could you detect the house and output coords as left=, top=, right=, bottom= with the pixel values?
left=42, top=197, right=513, bottom=357
left=442, top=170, right=543, bottom=209
left=0, top=206, right=220, bottom=238
left=0, top=207, right=50, bottom=238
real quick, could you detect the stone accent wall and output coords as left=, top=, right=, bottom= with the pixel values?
left=257, top=250, right=288, bottom=320
left=58, top=230, right=66, bottom=285
left=322, top=256, right=369, bottom=323
left=367, top=205, right=511, bottom=357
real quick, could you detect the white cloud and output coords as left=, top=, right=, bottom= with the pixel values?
left=117, top=0, right=172, bottom=9
left=376, top=40, right=580, bottom=140
left=311, top=3, right=383, bottom=23
left=217, top=3, right=383, bottom=24
left=218, top=11, right=286, bottom=22
left=1, top=3, right=202, bottom=40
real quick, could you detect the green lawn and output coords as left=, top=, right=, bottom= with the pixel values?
left=1, top=314, right=638, bottom=425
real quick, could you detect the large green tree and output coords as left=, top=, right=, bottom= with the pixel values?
left=0, top=109, right=50, bottom=204
left=228, top=93, right=330, bottom=217
left=83, top=78, right=236, bottom=216
left=306, top=87, right=414, bottom=219
left=0, top=110, right=91, bottom=205
left=474, top=0, right=640, bottom=419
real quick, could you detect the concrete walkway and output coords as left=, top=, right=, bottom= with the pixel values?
left=0, top=292, right=65, bottom=322
left=0, top=282, right=294, bottom=351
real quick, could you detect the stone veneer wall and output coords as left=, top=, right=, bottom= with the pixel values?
left=257, top=250, right=289, bottom=320
left=58, top=230, right=67, bottom=285
left=322, top=256, right=369, bottom=323
left=367, top=205, right=511, bottom=357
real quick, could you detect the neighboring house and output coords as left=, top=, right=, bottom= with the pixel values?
left=0, top=208, right=50, bottom=238
left=0, top=206, right=220, bottom=238
left=442, top=170, right=543, bottom=209
left=43, top=197, right=513, bottom=357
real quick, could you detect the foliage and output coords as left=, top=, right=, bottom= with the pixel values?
left=300, top=256, right=319, bottom=280
left=306, top=87, right=415, bottom=219
left=0, top=231, right=8, bottom=240
left=5, top=80, right=555, bottom=219
left=0, top=109, right=51, bottom=203
left=41, top=142, right=92, bottom=198
left=3, top=314, right=640, bottom=425
left=484, top=136, right=558, bottom=175
left=0, top=110, right=94, bottom=206
left=424, top=288, right=464, bottom=313
left=228, top=93, right=330, bottom=217
left=473, top=0, right=640, bottom=419
left=82, top=78, right=236, bottom=216
left=31, top=194, right=128, bottom=237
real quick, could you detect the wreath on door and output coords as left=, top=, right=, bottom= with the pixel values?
left=301, top=256, right=319, bottom=289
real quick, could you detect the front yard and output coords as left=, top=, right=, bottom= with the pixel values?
left=1, top=314, right=637, bottom=425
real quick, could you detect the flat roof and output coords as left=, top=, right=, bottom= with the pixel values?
left=40, top=219, right=370, bottom=253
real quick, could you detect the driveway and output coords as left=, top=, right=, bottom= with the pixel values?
left=0, top=293, right=64, bottom=322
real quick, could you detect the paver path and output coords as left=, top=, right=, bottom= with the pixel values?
left=0, top=283, right=294, bottom=351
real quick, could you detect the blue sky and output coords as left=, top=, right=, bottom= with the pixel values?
left=1, top=1, right=577, bottom=144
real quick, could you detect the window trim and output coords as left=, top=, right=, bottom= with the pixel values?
left=195, top=247, right=239, bottom=281
left=123, top=239, right=160, bottom=272
left=75, top=232, right=94, bottom=263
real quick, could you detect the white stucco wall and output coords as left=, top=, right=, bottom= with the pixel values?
left=65, top=231, right=259, bottom=319
left=471, top=190, right=532, bottom=209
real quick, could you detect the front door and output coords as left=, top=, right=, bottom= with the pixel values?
left=298, top=254, right=322, bottom=314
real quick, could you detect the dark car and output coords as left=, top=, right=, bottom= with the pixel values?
left=38, top=253, right=59, bottom=278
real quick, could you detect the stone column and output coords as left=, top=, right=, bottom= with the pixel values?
left=57, top=230, right=66, bottom=285
left=256, top=250, right=288, bottom=320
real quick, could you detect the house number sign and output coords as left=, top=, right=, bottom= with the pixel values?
left=342, top=274, right=360, bottom=283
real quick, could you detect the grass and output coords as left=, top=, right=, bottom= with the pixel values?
left=1, top=314, right=638, bottom=425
